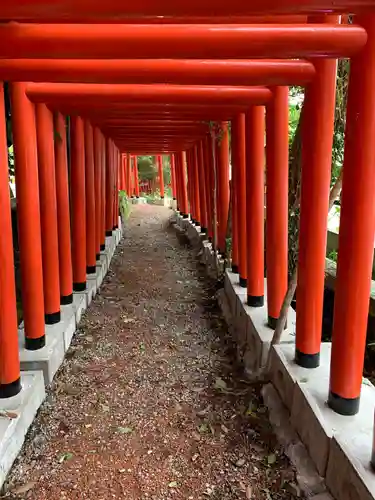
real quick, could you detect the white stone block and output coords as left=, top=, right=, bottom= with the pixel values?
left=0, top=371, right=45, bottom=488
left=86, top=276, right=97, bottom=305
left=326, top=435, right=375, bottom=500
left=59, top=304, right=77, bottom=351
left=72, top=292, right=87, bottom=324
left=292, top=377, right=375, bottom=478
left=224, top=270, right=238, bottom=316
left=270, top=343, right=330, bottom=412
left=95, top=262, right=105, bottom=288
left=18, top=323, right=65, bottom=385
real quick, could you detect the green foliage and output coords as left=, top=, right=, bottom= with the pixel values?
left=327, top=249, right=338, bottom=262
left=288, top=105, right=301, bottom=147
left=8, top=144, right=14, bottom=178
left=137, top=156, right=157, bottom=181
left=162, top=155, right=171, bottom=186
left=118, top=190, right=131, bottom=221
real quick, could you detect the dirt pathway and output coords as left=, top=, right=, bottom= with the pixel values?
left=4, top=205, right=297, bottom=500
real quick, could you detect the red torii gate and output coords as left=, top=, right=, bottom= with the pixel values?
left=0, top=9, right=374, bottom=430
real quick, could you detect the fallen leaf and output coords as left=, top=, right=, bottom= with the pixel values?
left=192, top=453, right=199, bottom=462
left=214, top=377, right=227, bottom=391
left=235, top=458, right=246, bottom=467
left=62, top=384, right=80, bottom=396
left=267, top=453, right=277, bottom=465
left=117, top=426, right=133, bottom=434
left=168, top=481, right=178, bottom=488
left=246, top=485, right=253, bottom=499
left=192, top=431, right=201, bottom=441
left=221, top=424, right=229, bottom=434
left=11, top=481, right=37, bottom=495
left=198, top=423, right=209, bottom=434
left=123, top=318, right=135, bottom=324
left=58, top=452, right=73, bottom=463
left=0, top=410, right=18, bottom=419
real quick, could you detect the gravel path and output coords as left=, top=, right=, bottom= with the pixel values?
left=3, top=205, right=298, bottom=500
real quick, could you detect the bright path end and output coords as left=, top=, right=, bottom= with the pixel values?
left=4, top=205, right=298, bottom=500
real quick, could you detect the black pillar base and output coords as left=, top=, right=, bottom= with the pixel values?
left=200, top=226, right=207, bottom=234
left=61, top=294, right=73, bottom=305
left=160, top=195, right=164, bottom=199
left=96, top=253, right=101, bottom=261
left=73, top=281, right=86, bottom=292
left=106, top=230, right=113, bottom=237
left=113, top=225, right=118, bottom=230
left=100, top=243, right=105, bottom=251
left=182, top=213, right=189, bottom=219
left=0, top=377, right=22, bottom=399
left=268, top=315, right=287, bottom=330
left=239, top=276, right=247, bottom=288
left=173, top=197, right=176, bottom=200
left=87, top=265, right=96, bottom=275
left=295, top=349, right=320, bottom=369
left=247, top=295, right=264, bottom=307
left=191, top=218, right=196, bottom=224
left=45, top=311, right=61, bottom=325
left=232, top=264, right=239, bottom=274
left=328, top=391, right=360, bottom=416
left=25, top=335, right=46, bottom=351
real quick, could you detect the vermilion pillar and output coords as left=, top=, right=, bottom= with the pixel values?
left=232, top=114, right=247, bottom=287
left=100, top=132, right=106, bottom=250
left=119, top=150, right=125, bottom=191
left=134, top=155, right=140, bottom=197
left=329, top=16, right=375, bottom=416
left=230, top=122, right=239, bottom=274
left=127, top=154, right=132, bottom=198
left=0, top=83, right=21, bottom=397
left=94, top=127, right=102, bottom=259
left=113, top=147, right=119, bottom=229
left=266, top=87, right=289, bottom=326
left=54, top=112, right=73, bottom=305
left=203, top=135, right=213, bottom=241
left=198, top=140, right=208, bottom=233
left=157, top=154, right=165, bottom=198
left=36, top=103, right=61, bottom=324
left=217, top=122, right=230, bottom=255
left=70, top=116, right=86, bottom=291
left=174, top=153, right=181, bottom=211
left=177, top=151, right=188, bottom=217
left=192, top=146, right=201, bottom=225
left=245, top=106, right=265, bottom=307
left=84, top=121, right=96, bottom=274
left=175, top=153, right=182, bottom=213
left=122, top=153, right=127, bottom=193
left=105, top=138, right=114, bottom=236
left=171, top=154, right=177, bottom=200
left=11, top=83, right=45, bottom=349
left=295, top=15, right=338, bottom=369
left=185, top=150, right=192, bottom=217
left=190, top=147, right=198, bottom=223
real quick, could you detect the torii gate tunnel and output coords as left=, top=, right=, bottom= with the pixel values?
left=1, top=0, right=375, bottom=452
